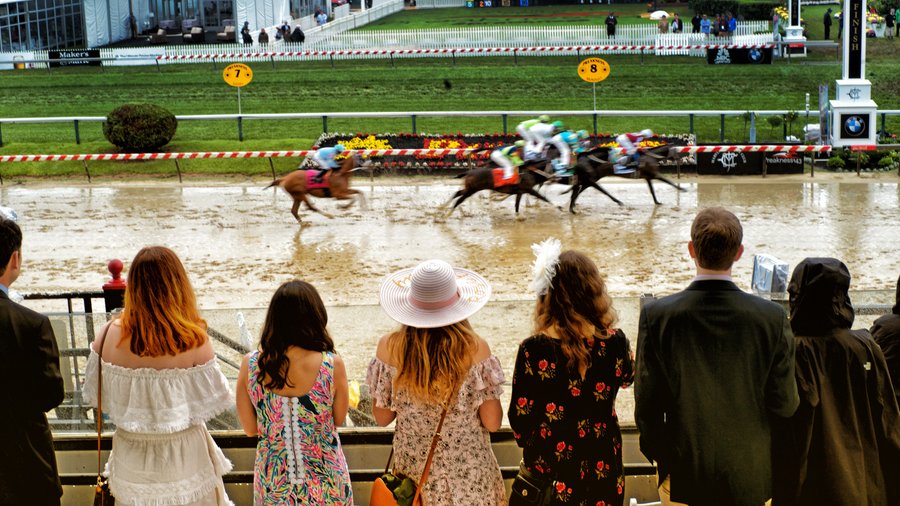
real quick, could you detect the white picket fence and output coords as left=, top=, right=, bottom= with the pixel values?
left=412, top=0, right=467, bottom=8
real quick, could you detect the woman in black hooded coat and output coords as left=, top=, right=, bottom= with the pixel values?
left=871, top=274, right=900, bottom=406
left=771, top=258, right=900, bottom=506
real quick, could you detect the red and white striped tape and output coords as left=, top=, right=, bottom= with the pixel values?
left=0, top=149, right=478, bottom=163
left=670, top=145, right=832, bottom=154
left=156, top=44, right=776, bottom=60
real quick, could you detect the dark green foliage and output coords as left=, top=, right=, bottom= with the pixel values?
left=103, top=104, right=177, bottom=152
left=688, top=0, right=779, bottom=20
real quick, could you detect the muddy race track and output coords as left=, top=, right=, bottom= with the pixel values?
left=2, top=173, right=897, bottom=309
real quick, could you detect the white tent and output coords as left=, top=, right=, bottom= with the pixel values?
left=84, top=0, right=153, bottom=48
left=236, top=0, right=291, bottom=32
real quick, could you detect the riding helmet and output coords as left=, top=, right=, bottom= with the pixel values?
left=514, top=140, right=527, bottom=148
left=552, top=121, right=564, bottom=130
left=539, top=114, right=550, bottom=122
left=640, top=129, right=654, bottom=138
left=576, top=130, right=589, bottom=140
left=334, top=144, right=346, bottom=152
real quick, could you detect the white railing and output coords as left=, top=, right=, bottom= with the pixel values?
left=413, top=0, right=467, bottom=8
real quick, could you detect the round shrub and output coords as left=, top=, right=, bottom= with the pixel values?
left=103, top=104, right=177, bottom=152
left=827, top=156, right=846, bottom=170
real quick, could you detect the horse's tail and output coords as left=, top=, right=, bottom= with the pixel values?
left=265, top=178, right=284, bottom=189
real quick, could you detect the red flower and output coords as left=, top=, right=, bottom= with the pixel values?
left=570, top=387, right=581, bottom=397
left=538, top=359, right=548, bottom=370
left=546, top=403, right=556, bottom=413
left=597, top=461, right=605, bottom=470
left=539, top=427, right=547, bottom=438
left=596, top=382, right=606, bottom=392
left=578, top=428, right=586, bottom=438
left=550, top=363, right=556, bottom=369
left=558, top=405, right=564, bottom=412
left=517, top=397, right=527, bottom=407
left=555, top=482, right=566, bottom=493
left=556, top=442, right=566, bottom=452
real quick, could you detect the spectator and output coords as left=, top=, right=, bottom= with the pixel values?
left=772, top=11, right=781, bottom=36
left=726, top=11, right=736, bottom=34
left=700, top=14, right=711, bottom=35
left=837, top=10, right=843, bottom=40
left=241, top=20, right=252, bottom=44
left=316, top=11, right=328, bottom=26
left=691, top=13, right=702, bottom=33
left=716, top=14, right=729, bottom=36
left=635, top=207, right=799, bottom=506
left=772, top=258, right=900, bottom=506
left=0, top=218, right=64, bottom=506
left=366, top=259, right=506, bottom=505
left=236, top=280, right=353, bottom=504
left=658, top=14, right=669, bottom=34
left=290, top=25, right=305, bottom=43
left=82, top=246, right=234, bottom=506
left=886, top=9, right=895, bottom=40
left=671, top=13, right=684, bottom=33
left=508, top=241, right=634, bottom=506
left=871, top=274, right=900, bottom=406
left=605, top=11, right=618, bottom=39
left=257, top=27, right=269, bottom=44
left=824, top=8, right=833, bottom=40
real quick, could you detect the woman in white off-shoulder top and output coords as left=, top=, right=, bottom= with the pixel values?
left=82, top=246, right=234, bottom=506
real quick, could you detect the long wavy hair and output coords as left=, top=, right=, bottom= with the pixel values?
left=388, top=320, right=478, bottom=404
left=257, top=280, right=335, bottom=390
left=534, top=250, right=617, bottom=378
left=119, top=246, right=208, bottom=357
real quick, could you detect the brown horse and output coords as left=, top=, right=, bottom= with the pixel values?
left=445, top=159, right=560, bottom=216
left=266, top=153, right=368, bottom=223
left=566, top=145, right=686, bottom=213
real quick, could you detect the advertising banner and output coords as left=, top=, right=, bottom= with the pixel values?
left=48, top=49, right=101, bottom=67
left=697, top=150, right=804, bottom=175
left=706, top=47, right=773, bottom=64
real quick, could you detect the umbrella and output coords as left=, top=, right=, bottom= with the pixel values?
left=649, top=10, right=670, bottom=20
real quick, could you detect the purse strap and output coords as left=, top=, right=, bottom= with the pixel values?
left=411, top=381, right=460, bottom=504
left=95, top=322, right=112, bottom=486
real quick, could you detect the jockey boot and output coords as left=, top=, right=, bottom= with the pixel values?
left=313, top=170, right=326, bottom=184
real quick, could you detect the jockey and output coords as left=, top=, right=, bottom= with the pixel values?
left=550, top=129, right=589, bottom=177
left=614, top=129, right=653, bottom=175
left=516, top=115, right=551, bottom=154
left=491, top=140, right=526, bottom=181
left=311, top=144, right=345, bottom=183
left=526, top=120, right=565, bottom=160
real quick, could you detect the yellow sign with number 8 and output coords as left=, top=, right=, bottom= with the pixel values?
left=577, top=58, right=610, bottom=83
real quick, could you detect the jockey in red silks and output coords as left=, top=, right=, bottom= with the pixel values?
left=614, top=129, right=653, bottom=175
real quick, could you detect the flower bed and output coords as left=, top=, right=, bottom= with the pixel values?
left=308, top=132, right=696, bottom=173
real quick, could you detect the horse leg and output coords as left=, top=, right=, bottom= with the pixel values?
left=587, top=181, right=624, bottom=206
left=290, top=199, right=302, bottom=224
left=523, top=187, right=562, bottom=211
left=442, top=189, right=465, bottom=209
left=514, top=193, right=523, bottom=216
left=645, top=179, right=662, bottom=206
left=301, top=194, right=334, bottom=219
left=654, top=175, right=688, bottom=193
left=569, top=184, right=583, bottom=214
left=447, top=190, right=477, bottom=217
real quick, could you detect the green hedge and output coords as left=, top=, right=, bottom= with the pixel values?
left=103, top=104, right=178, bottom=152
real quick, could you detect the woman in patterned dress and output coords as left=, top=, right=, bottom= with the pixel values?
left=367, top=259, right=507, bottom=506
left=236, top=280, right=353, bottom=505
left=509, top=241, right=635, bottom=506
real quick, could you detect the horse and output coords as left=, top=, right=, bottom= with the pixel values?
left=566, top=144, right=687, bottom=213
left=445, top=159, right=559, bottom=216
left=266, top=153, right=368, bottom=224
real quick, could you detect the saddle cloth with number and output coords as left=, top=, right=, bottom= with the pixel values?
left=492, top=168, right=520, bottom=187
left=305, top=170, right=331, bottom=190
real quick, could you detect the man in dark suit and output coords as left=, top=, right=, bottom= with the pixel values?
left=0, top=218, right=64, bottom=506
left=635, top=207, right=799, bottom=506
left=605, top=12, right=618, bottom=39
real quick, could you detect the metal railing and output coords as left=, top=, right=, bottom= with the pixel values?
left=3, top=109, right=899, bottom=147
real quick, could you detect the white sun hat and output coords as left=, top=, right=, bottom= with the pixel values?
left=379, top=259, right=491, bottom=329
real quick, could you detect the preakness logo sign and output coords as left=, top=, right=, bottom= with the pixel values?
left=713, top=152, right=747, bottom=172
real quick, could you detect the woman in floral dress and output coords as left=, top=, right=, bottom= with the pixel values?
left=509, top=241, right=635, bottom=506
left=236, top=280, right=353, bottom=505
left=367, top=259, right=507, bottom=506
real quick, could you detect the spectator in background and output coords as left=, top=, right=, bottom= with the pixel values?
left=772, top=258, right=900, bottom=506
left=366, top=259, right=506, bottom=505
left=635, top=207, right=799, bottom=506
left=871, top=274, right=900, bottom=406
left=290, top=25, right=305, bottom=43
left=716, top=14, right=728, bottom=36
left=885, top=9, right=895, bottom=40
left=823, top=8, right=833, bottom=40
left=772, top=11, right=781, bottom=36
left=691, top=13, right=702, bottom=33
left=726, top=11, right=736, bottom=34
left=658, top=14, right=669, bottom=34
left=82, top=246, right=234, bottom=506
left=236, top=280, right=353, bottom=504
left=0, top=218, right=65, bottom=506
left=241, top=21, right=253, bottom=44
left=671, top=13, right=684, bottom=33
left=837, top=10, right=843, bottom=40
left=508, top=241, right=634, bottom=506
left=700, top=14, right=711, bottom=35
left=257, top=27, right=269, bottom=44
left=316, top=11, right=328, bottom=26
left=279, top=20, right=290, bottom=39
left=605, top=11, right=618, bottom=39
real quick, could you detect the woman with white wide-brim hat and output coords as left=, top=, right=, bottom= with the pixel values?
left=366, top=259, right=507, bottom=506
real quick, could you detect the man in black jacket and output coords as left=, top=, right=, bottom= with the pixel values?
left=605, top=12, right=617, bottom=39
left=635, top=207, right=799, bottom=506
left=0, top=218, right=64, bottom=506
left=691, top=13, right=702, bottom=33
left=823, top=8, right=833, bottom=40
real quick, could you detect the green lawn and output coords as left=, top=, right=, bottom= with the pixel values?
left=1, top=6, right=898, bottom=178
left=359, top=5, right=664, bottom=29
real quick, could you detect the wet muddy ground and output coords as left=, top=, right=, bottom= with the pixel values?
left=4, top=173, right=898, bottom=425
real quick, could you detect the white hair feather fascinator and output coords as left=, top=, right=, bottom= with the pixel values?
left=530, top=237, right=562, bottom=296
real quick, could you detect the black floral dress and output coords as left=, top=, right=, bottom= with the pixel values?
left=508, top=330, right=635, bottom=506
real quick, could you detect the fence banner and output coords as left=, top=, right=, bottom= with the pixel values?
left=706, top=47, right=773, bottom=64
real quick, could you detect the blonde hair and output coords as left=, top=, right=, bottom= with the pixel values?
left=534, top=250, right=617, bottom=378
left=119, top=246, right=208, bottom=357
left=387, top=320, right=478, bottom=404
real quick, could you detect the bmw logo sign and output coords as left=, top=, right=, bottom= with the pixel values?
left=844, top=115, right=865, bottom=136
left=748, top=49, right=763, bottom=62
